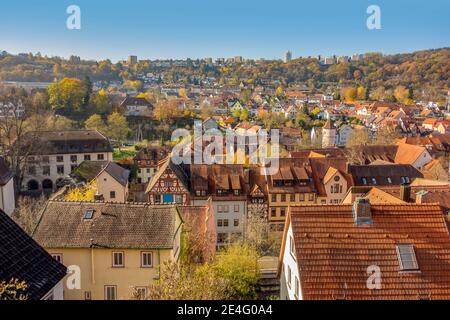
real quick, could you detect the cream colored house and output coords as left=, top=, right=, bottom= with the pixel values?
left=33, top=201, right=183, bottom=300
left=71, top=161, right=130, bottom=203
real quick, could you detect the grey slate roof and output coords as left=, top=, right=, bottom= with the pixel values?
left=33, top=201, right=181, bottom=249
left=0, top=209, right=66, bottom=300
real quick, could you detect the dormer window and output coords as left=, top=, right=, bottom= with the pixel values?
left=361, top=177, right=368, bottom=185
left=387, top=177, right=392, bottom=184
left=233, top=189, right=240, bottom=196
left=371, top=178, right=377, bottom=185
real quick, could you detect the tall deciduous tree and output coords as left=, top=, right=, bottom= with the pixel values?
left=47, top=78, right=86, bottom=114
left=85, top=114, right=107, bottom=133
left=107, top=112, right=130, bottom=148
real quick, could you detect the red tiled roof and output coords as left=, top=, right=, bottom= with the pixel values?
left=283, top=204, right=450, bottom=300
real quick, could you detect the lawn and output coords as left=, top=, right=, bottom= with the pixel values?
left=113, top=146, right=137, bottom=161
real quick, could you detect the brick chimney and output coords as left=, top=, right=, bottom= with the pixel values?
left=353, top=197, right=372, bottom=225
left=400, top=183, right=411, bottom=202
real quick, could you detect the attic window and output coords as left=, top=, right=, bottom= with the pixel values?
left=361, top=177, right=368, bottom=185
left=84, top=209, right=94, bottom=220
left=396, top=244, right=419, bottom=272
left=387, top=177, right=392, bottom=184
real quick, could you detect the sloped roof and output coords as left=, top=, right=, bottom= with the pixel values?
left=283, top=204, right=450, bottom=300
left=33, top=201, right=181, bottom=249
left=71, top=161, right=130, bottom=186
left=349, top=164, right=423, bottom=186
left=0, top=210, right=66, bottom=300
left=394, top=143, right=428, bottom=165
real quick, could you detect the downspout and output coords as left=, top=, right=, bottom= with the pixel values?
left=90, top=241, right=95, bottom=285
left=157, top=249, right=161, bottom=280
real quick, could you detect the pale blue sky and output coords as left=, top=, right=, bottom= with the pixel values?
left=0, top=0, right=448, bottom=61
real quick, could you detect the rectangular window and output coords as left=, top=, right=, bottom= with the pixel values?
left=51, top=253, right=63, bottom=263
left=234, top=204, right=239, bottom=212
left=217, top=233, right=227, bottom=244
left=300, top=193, right=305, bottom=201
left=280, top=208, right=286, bottom=217
left=134, top=287, right=147, bottom=300
left=28, top=166, right=36, bottom=175
left=290, top=236, right=296, bottom=258
left=271, top=208, right=276, bottom=217
left=97, top=154, right=105, bottom=160
left=287, top=265, right=292, bottom=288
left=112, top=252, right=124, bottom=267
left=57, top=165, right=64, bottom=175
left=309, top=194, right=314, bottom=201
left=290, top=194, right=295, bottom=202
left=110, top=191, right=116, bottom=199
left=141, top=252, right=153, bottom=268
left=281, top=194, right=286, bottom=202
left=43, top=166, right=50, bottom=176
left=223, top=205, right=229, bottom=213
left=217, top=205, right=223, bottom=213
left=71, top=165, right=77, bottom=172
left=396, top=244, right=419, bottom=271
left=84, top=155, right=91, bottom=161
left=70, top=155, right=77, bottom=163
left=217, top=219, right=223, bottom=227
left=294, top=277, right=299, bottom=299
left=271, top=194, right=277, bottom=202
left=84, top=291, right=92, bottom=300
left=56, top=156, right=64, bottom=163
left=223, top=219, right=229, bottom=227
left=234, top=219, right=239, bottom=227
left=175, top=195, right=183, bottom=204
left=104, top=286, right=117, bottom=300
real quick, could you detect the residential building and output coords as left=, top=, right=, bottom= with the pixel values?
left=71, top=161, right=130, bottom=203
left=0, top=157, right=15, bottom=216
left=0, top=100, right=25, bottom=118
left=133, top=147, right=169, bottom=184
left=190, top=164, right=248, bottom=246
left=146, top=157, right=190, bottom=205
left=348, top=163, right=423, bottom=187
left=21, top=130, right=113, bottom=193
left=284, top=51, right=292, bottom=63
left=279, top=201, right=450, bottom=300
left=33, top=201, right=183, bottom=300
left=120, top=96, right=154, bottom=117
left=321, top=119, right=336, bottom=148
left=0, top=209, right=66, bottom=300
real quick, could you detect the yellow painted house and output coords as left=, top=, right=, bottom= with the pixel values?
left=33, top=201, right=183, bottom=300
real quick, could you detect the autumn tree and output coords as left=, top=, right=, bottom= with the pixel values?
left=12, top=195, right=47, bottom=235
left=342, top=87, right=357, bottom=102
left=345, top=128, right=371, bottom=164
left=47, top=78, right=86, bottom=114
left=107, top=112, right=130, bottom=148
left=0, top=279, right=28, bottom=300
left=85, top=114, right=107, bottom=133
left=65, top=181, right=97, bottom=201
left=91, top=89, right=110, bottom=114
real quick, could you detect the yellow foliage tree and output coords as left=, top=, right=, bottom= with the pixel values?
left=65, top=181, right=97, bottom=201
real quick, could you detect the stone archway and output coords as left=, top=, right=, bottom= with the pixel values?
left=27, top=180, right=39, bottom=191
left=42, top=179, right=53, bottom=190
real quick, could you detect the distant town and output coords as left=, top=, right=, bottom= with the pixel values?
left=1, top=46, right=450, bottom=301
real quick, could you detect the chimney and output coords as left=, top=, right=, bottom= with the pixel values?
left=400, top=183, right=411, bottom=202
left=353, top=197, right=372, bottom=225
left=415, top=190, right=428, bottom=204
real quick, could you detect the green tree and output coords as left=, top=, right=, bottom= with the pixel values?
left=107, top=112, right=130, bottom=148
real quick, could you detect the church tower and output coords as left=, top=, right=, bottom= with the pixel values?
left=322, top=119, right=336, bottom=148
